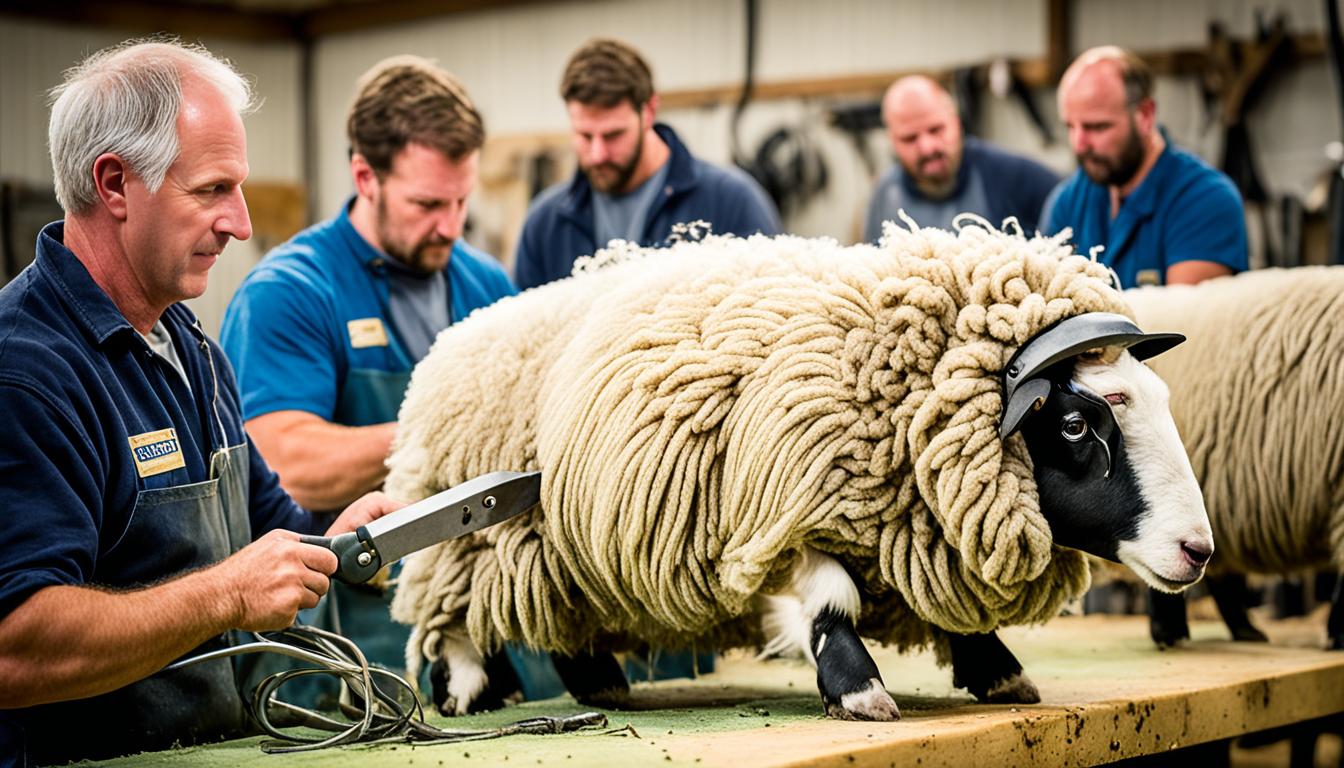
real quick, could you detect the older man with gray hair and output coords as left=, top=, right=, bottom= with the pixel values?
left=0, top=38, right=400, bottom=764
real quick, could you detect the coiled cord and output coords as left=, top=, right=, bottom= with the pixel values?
left=167, top=625, right=606, bottom=753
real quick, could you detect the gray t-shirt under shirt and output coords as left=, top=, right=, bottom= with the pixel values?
left=864, top=164, right=992, bottom=242
left=592, top=160, right=671, bottom=250
left=143, top=319, right=189, bottom=390
left=385, top=256, right=450, bottom=363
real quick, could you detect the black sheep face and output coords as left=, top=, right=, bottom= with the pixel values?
left=1020, top=350, right=1213, bottom=592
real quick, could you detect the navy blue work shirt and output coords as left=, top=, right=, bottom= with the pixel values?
left=513, top=122, right=782, bottom=291
left=0, top=222, right=312, bottom=623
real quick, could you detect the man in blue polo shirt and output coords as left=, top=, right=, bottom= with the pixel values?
left=864, top=75, right=1059, bottom=241
left=0, top=39, right=400, bottom=764
left=513, top=38, right=780, bottom=291
left=1043, top=46, right=1247, bottom=287
left=220, top=56, right=555, bottom=710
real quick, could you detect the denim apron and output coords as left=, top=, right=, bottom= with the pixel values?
left=21, top=443, right=254, bottom=764
left=331, top=360, right=566, bottom=702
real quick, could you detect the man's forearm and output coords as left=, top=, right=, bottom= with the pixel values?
left=0, top=573, right=237, bottom=708
left=247, top=412, right=396, bottom=511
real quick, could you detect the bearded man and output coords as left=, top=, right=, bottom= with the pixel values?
left=1043, top=46, right=1247, bottom=287
left=220, top=56, right=559, bottom=707
left=863, top=74, right=1058, bottom=241
left=513, top=38, right=779, bottom=291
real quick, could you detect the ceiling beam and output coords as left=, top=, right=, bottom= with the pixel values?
left=301, top=0, right=541, bottom=38
left=0, top=1, right=300, bottom=41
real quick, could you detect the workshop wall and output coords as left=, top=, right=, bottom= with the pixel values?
left=1, top=0, right=1338, bottom=331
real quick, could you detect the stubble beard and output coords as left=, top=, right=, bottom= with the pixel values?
left=1079, top=118, right=1146, bottom=188
left=376, top=195, right=452, bottom=274
left=583, top=124, right=645, bottom=195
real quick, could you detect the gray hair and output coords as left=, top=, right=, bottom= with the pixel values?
left=48, top=37, right=255, bottom=215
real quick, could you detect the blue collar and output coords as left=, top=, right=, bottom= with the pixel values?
left=334, top=197, right=398, bottom=275
left=555, top=122, right=699, bottom=221
left=35, top=221, right=209, bottom=350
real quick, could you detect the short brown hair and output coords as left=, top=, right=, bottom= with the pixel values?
left=347, top=55, right=483, bottom=176
left=560, top=38, right=654, bottom=109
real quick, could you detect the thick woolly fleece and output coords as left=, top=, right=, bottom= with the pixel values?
left=1125, top=267, right=1344, bottom=574
left=387, top=221, right=1128, bottom=670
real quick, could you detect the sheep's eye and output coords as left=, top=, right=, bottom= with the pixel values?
left=1061, top=412, right=1088, bottom=442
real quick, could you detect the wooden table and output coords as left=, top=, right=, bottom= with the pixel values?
left=92, top=614, right=1344, bottom=767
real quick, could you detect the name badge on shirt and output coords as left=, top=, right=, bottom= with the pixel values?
left=347, top=318, right=389, bottom=349
left=128, top=428, right=186, bottom=478
left=1136, top=269, right=1162, bottom=287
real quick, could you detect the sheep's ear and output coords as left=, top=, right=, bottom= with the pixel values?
left=999, top=377, right=1052, bottom=439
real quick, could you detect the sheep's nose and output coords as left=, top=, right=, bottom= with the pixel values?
left=1180, top=541, right=1212, bottom=568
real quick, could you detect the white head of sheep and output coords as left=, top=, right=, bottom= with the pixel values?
left=1000, top=313, right=1214, bottom=592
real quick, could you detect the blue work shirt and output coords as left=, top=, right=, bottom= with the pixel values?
left=220, top=200, right=517, bottom=427
left=0, top=222, right=309, bottom=619
left=513, top=122, right=782, bottom=291
left=1042, top=138, right=1247, bottom=288
left=0, top=223, right=311, bottom=762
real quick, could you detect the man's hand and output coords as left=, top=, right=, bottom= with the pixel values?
left=210, top=529, right=338, bottom=632
left=324, top=491, right=405, bottom=537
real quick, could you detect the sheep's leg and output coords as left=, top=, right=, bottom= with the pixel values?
left=1208, top=573, right=1268, bottom=643
left=1328, top=572, right=1344, bottom=651
left=762, top=548, right=899, bottom=721
left=1147, top=588, right=1190, bottom=648
left=947, top=631, right=1040, bottom=704
left=551, top=649, right=631, bottom=708
left=429, top=635, right=523, bottom=715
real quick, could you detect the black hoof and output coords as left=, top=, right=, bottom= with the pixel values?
left=822, top=678, right=900, bottom=721
left=1230, top=625, right=1269, bottom=643
left=552, top=649, right=631, bottom=709
left=948, top=632, right=1037, bottom=703
left=1148, top=588, right=1190, bottom=648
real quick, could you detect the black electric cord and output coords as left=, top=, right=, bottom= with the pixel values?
left=167, top=625, right=607, bottom=754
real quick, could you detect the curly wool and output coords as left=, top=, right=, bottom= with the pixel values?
left=388, top=220, right=1128, bottom=666
left=1125, top=267, right=1344, bottom=574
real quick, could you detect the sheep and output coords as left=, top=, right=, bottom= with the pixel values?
left=385, top=222, right=1213, bottom=721
left=1123, top=266, right=1344, bottom=649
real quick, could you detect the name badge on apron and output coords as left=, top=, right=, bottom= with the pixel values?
left=347, top=317, right=390, bottom=349
left=128, top=428, right=186, bottom=478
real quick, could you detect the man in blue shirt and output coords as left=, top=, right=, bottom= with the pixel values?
left=1043, top=46, right=1247, bottom=287
left=864, top=75, right=1059, bottom=241
left=0, top=39, right=400, bottom=765
left=514, top=38, right=780, bottom=291
left=220, top=56, right=553, bottom=710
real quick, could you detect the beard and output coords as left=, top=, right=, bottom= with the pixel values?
left=1077, top=119, right=1145, bottom=188
left=375, top=195, right=453, bottom=274
left=909, top=149, right=961, bottom=199
left=582, top=126, right=644, bottom=195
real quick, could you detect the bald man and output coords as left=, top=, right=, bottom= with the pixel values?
left=1042, top=46, right=1246, bottom=287
left=863, top=74, right=1059, bottom=241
